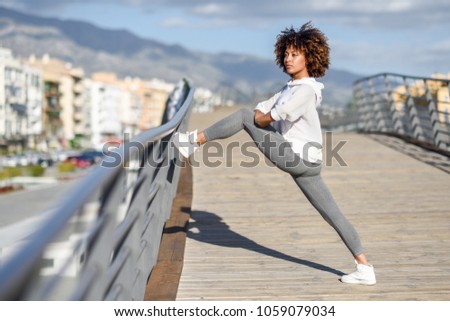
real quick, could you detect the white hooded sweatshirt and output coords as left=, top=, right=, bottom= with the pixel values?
left=254, top=77, right=324, bottom=163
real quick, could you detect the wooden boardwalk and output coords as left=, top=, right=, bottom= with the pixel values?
left=174, top=107, right=450, bottom=301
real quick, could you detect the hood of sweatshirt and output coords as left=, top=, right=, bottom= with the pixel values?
left=287, top=77, right=324, bottom=107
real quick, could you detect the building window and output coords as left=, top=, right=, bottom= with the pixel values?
left=6, top=120, right=11, bottom=136
left=5, top=68, right=12, bottom=81
left=16, top=119, right=22, bottom=135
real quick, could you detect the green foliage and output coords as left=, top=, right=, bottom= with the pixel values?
left=0, top=167, right=22, bottom=179
left=0, top=165, right=46, bottom=178
left=58, top=161, right=77, bottom=173
left=24, top=165, right=46, bottom=177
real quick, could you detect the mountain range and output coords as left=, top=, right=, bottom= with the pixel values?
left=0, top=6, right=364, bottom=106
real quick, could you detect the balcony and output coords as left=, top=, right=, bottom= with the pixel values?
left=73, top=111, right=84, bottom=121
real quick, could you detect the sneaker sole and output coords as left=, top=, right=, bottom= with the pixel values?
left=340, top=278, right=376, bottom=286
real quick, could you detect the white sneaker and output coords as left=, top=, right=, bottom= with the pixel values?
left=340, top=262, right=376, bottom=285
left=173, top=130, right=199, bottom=158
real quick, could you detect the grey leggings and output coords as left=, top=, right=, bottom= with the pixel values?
left=203, top=108, right=363, bottom=256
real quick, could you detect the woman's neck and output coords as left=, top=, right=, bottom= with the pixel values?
left=291, top=71, right=310, bottom=80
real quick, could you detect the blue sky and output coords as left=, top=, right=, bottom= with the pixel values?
left=4, top=0, right=450, bottom=77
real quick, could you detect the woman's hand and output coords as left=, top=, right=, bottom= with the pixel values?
left=254, top=110, right=273, bottom=128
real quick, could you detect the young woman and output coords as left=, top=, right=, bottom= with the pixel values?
left=173, top=22, right=376, bottom=285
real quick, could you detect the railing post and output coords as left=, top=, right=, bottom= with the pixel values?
left=403, top=77, right=426, bottom=142
left=384, top=75, right=405, bottom=135
left=424, top=79, right=448, bottom=150
left=354, top=81, right=370, bottom=132
left=367, top=78, right=379, bottom=131
left=369, top=76, right=392, bottom=133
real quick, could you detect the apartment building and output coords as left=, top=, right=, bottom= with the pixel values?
left=91, top=73, right=142, bottom=140
left=91, top=72, right=174, bottom=132
left=1, top=47, right=183, bottom=153
left=139, top=79, right=174, bottom=130
left=0, top=47, right=43, bottom=153
left=85, top=77, right=124, bottom=149
left=27, top=54, right=85, bottom=149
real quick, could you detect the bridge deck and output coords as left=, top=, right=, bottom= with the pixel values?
left=175, top=107, right=450, bottom=300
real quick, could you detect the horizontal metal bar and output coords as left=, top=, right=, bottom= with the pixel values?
left=354, top=72, right=450, bottom=85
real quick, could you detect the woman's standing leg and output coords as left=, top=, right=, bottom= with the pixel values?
left=293, top=174, right=363, bottom=256
left=293, top=174, right=376, bottom=285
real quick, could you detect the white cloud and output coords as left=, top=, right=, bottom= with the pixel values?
left=9, top=0, right=450, bottom=29
left=310, top=0, right=413, bottom=14
left=191, top=3, right=230, bottom=15
left=160, top=17, right=188, bottom=28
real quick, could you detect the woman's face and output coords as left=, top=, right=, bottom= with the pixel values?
left=284, top=46, right=309, bottom=79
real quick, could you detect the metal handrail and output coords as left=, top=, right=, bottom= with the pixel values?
left=354, top=72, right=450, bottom=84
left=353, top=73, right=450, bottom=152
left=0, top=78, right=195, bottom=300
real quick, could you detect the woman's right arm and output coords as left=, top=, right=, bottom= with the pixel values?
left=254, top=109, right=273, bottom=128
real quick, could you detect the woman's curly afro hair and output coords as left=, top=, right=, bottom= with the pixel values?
left=274, top=22, right=330, bottom=78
